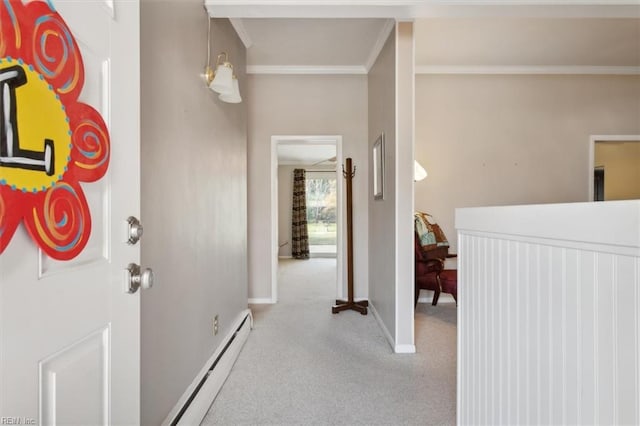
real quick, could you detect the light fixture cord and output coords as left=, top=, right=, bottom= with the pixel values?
left=206, top=17, right=211, bottom=69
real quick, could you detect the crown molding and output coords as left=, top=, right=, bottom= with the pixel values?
left=364, top=19, right=395, bottom=72
left=415, top=65, right=640, bottom=75
left=245, top=64, right=640, bottom=77
left=229, top=18, right=253, bottom=48
left=247, top=65, right=368, bottom=74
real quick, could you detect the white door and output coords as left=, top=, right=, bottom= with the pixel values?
left=0, top=1, right=141, bottom=424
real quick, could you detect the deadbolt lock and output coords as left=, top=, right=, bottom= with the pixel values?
left=126, top=216, right=144, bottom=245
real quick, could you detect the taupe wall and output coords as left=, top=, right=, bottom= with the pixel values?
left=416, top=74, right=640, bottom=253
left=595, top=141, right=640, bottom=200
left=368, top=28, right=396, bottom=339
left=248, top=75, right=368, bottom=301
left=140, top=4, right=247, bottom=425
left=278, top=165, right=295, bottom=258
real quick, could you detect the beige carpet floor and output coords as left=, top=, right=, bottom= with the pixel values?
left=202, top=258, right=456, bottom=425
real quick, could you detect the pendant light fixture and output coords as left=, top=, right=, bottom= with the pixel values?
left=204, top=18, right=242, bottom=104
left=218, top=75, right=242, bottom=103
left=209, top=53, right=234, bottom=94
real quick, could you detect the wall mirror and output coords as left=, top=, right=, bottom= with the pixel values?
left=373, top=133, right=385, bottom=200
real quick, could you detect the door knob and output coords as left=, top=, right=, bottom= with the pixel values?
left=125, top=263, right=154, bottom=294
left=126, top=216, right=144, bottom=244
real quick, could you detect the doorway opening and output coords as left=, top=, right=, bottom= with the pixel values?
left=589, top=135, right=640, bottom=201
left=594, top=166, right=605, bottom=202
left=306, top=171, right=337, bottom=256
left=271, top=135, right=344, bottom=303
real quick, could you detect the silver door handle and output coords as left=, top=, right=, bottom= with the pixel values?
left=125, top=263, right=154, bottom=294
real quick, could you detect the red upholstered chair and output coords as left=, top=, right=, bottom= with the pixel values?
left=438, top=269, right=458, bottom=305
left=414, top=212, right=458, bottom=306
left=414, top=234, right=444, bottom=306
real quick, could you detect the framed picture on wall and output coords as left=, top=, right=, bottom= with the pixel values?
left=373, top=133, right=385, bottom=200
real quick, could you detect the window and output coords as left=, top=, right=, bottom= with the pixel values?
left=305, top=172, right=336, bottom=255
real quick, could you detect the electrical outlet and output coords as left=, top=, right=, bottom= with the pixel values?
left=213, top=315, right=219, bottom=335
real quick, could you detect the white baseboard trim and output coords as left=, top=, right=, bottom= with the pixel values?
left=248, top=298, right=276, bottom=304
left=395, top=344, right=416, bottom=354
left=369, top=301, right=395, bottom=352
left=370, top=302, right=416, bottom=354
left=162, top=309, right=253, bottom=426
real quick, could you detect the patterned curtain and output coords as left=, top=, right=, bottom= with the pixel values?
left=291, top=169, right=309, bottom=259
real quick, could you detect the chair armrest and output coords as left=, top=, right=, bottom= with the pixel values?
left=416, top=258, right=443, bottom=273
left=446, top=253, right=457, bottom=259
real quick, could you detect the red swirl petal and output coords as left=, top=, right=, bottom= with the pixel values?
left=0, top=187, right=24, bottom=254
left=68, top=103, right=110, bottom=182
left=25, top=0, right=84, bottom=103
left=0, top=0, right=27, bottom=59
left=23, top=181, right=91, bottom=260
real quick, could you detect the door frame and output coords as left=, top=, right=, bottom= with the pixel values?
left=588, top=135, right=640, bottom=201
left=271, top=135, right=344, bottom=303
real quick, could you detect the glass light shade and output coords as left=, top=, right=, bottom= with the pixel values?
left=218, top=77, right=242, bottom=104
left=209, top=63, right=233, bottom=94
left=414, top=160, right=428, bottom=182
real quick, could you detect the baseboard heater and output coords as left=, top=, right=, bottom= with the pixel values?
left=163, top=309, right=253, bottom=426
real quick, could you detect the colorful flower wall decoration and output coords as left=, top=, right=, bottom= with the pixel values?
left=0, top=0, right=110, bottom=260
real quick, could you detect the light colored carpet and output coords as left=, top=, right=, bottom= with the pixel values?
left=201, top=258, right=456, bottom=425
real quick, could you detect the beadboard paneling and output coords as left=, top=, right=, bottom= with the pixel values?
left=457, top=201, right=640, bottom=425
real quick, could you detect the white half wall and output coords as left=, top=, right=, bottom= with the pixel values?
left=457, top=200, right=640, bottom=425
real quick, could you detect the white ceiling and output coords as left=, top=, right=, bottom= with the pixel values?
left=231, top=17, right=640, bottom=74
left=277, top=144, right=336, bottom=166
left=242, top=18, right=389, bottom=70
left=415, top=18, right=640, bottom=68
left=208, top=0, right=640, bottom=74
left=207, top=1, right=639, bottom=163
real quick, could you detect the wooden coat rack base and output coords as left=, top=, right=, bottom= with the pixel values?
left=332, top=299, right=368, bottom=315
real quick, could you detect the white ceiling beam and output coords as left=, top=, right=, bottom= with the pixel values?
left=205, top=3, right=412, bottom=18
left=205, top=1, right=640, bottom=19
